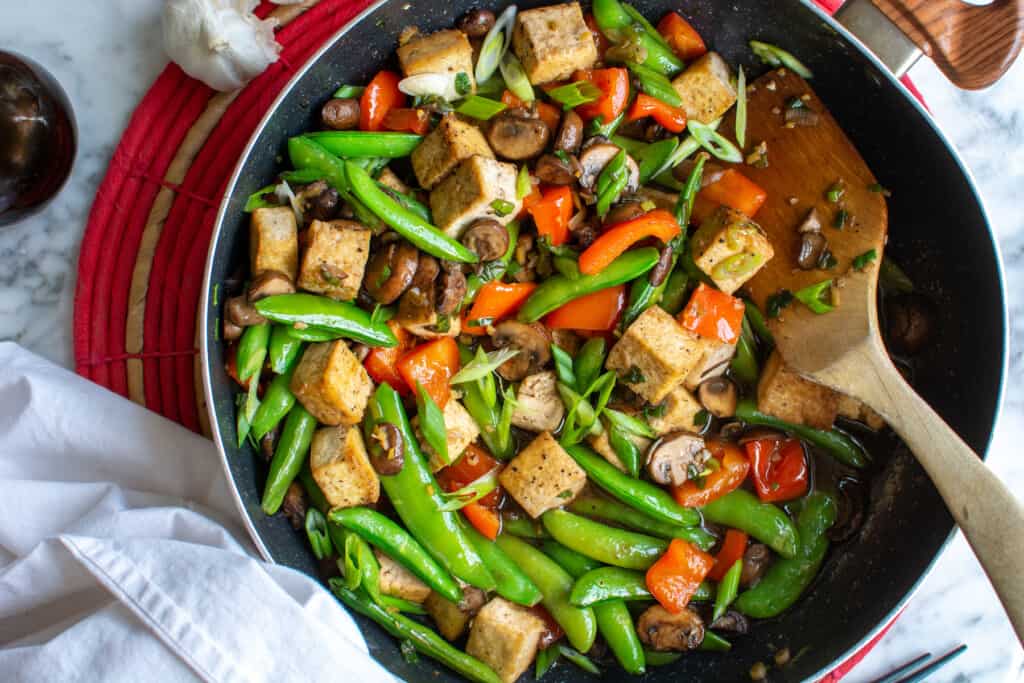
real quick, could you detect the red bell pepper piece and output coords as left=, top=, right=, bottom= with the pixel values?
left=529, top=185, right=573, bottom=246
left=545, top=284, right=626, bottom=332
left=646, top=539, right=715, bottom=613
left=463, top=281, right=537, bottom=335
left=572, top=68, right=630, bottom=122
left=673, top=440, right=750, bottom=508
left=360, top=70, right=404, bottom=131
left=577, top=209, right=680, bottom=276
left=744, top=438, right=810, bottom=503
left=707, top=529, right=749, bottom=582
left=518, top=181, right=543, bottom=219
left=585, top=14, right=611, bottom=58
left=691, top=169, right=768, bottom=224
left=678, top=283, right=745, bottom=344
left=382, top=107, right=429, bottom=135
left=437, top=443, right=504, bottom=538
left=626, top=93, right=688, bottom=133
left=501, top=89, right=526, bottom=108
left=363, top=320, right=413, bottom=394
left=395, top=337, right=459, bottom=408
left=657, top=12, right=707, bottom=61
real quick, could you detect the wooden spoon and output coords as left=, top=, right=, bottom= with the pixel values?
left=724, top=68, right=1024, bottom=642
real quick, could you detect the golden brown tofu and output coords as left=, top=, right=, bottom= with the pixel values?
left=375, top=549, right=432, bottom=603
left=671, top=52, right=737, bottom=124
left=837, top=394, right=886, bottom=430
left=430, top=155, right=521, bottom=239
left=684, top=339, right=737, bottom=391
left=587, top=428, right=652, bottom=472
left=376, top=166, right=411, bottom=195
left=297, top=219, right=371, bottom=301
left=511, top=372, right=564, bottom=433
left=757, top=350, right=839, bottom=430
left=647, top=384, right=705, bottom=436
left=397, top=28, right=476, bottom=87
left=411, top=114, right=494, bottom=190
left=250, top=206, right=298, bottom=281
left=466, top=597, right=546, bottom=683
left=499, top=432, right=587, bottom=518
left=512, top=2, right=598, bottom=85
left=424, top=586, right=487, bottom=641
left=690, top=207, right=774, bottom=295
left=291, top=341, right=373, bottom=426
left=309, top=424, right=379, bottom=509
left=412, top=398, right=480, bottom=472
left=606, top=306, right=705, bottom=403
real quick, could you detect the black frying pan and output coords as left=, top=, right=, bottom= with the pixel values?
left=200, top=1, right=1009, bottom=680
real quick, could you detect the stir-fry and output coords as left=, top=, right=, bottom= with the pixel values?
left=219, top=2, right=912, bottom=680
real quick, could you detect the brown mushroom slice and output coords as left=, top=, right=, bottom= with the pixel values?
left=364, top=240, right=419, bottom=305
left=487, top=110, right=551, bottom=161
left=299, top=180, right=341, bottom=223
left=397, top=253, right=441, bottom=328
left=369, top=422, right=405, bottom=475
left=709, top=610, right=750, bottom=635
left=248, top=270, right=296, bottom=302
left=637, top=605, right=705, bottom=652
left=281, top=481, right=308, bottom=530
left=222, top=318, right=244, bottom=342
left=602, top=200, right=646, bottom=228
left=577, top=143, right=640, bottom=192
left=491, top=321, right=551, bottom=381
left=321, top=98, right=361, bottom=130
left=554, top=110, right=584, bottom=154
left=740, top=543, right=772, bottom=588
left=534, top=153, right=578, bottom=185
left=698, top=377, right=738, bottom=418
left=225, top=295, right=266, bottom=327
left=646, top=432, right=711, bottom=487
left=461, top=219, right=510, bottom=262
left=436, top=263, right=467, bottom=316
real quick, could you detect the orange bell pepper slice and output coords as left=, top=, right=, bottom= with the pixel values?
left=572, top=68, right=630, bottom=122
left=707, top=529, right=749, bottom=582
left=646, top=539, right=715, bottom=613
left=529, top=185, right=573, bottom=247
left=501, top=89, right=526, bottom=108
left=396, top=337, right=459, bottom=408
left=363, top=320, right=413, bottom=394
left=461, top=502, right=501, bottom=540
left=463, top=281, right=537, bottom=335
left=673, top=440, right=750, bottom=507
left=745, top=438, right=810, bottom=503
left=360, top=70, right=404, bottom=132
left=578, top=209, right=680, bottom=276
left=657, top=12, right=707, bottom=61
left=691, top=169, right=768, bottom=224
left=626, top=94, right=688, bottom=133
left=438, top=444, right=504, bottom=538
left=545, top=284, right=626, bottom=332
left=679, top=283, right=745, bottom=344
left=382, top=107, right=430, bottom=135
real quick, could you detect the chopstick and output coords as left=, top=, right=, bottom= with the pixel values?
left=866, top=644, right=967, bottom=683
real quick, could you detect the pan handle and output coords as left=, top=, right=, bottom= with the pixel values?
left=835, top=0, right=1023, bottom=90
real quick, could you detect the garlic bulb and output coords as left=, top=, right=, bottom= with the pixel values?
left=163, top=0, right=282, bottom=92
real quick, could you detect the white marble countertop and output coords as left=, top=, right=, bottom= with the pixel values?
left=1, top=1, right=1022, bottom=680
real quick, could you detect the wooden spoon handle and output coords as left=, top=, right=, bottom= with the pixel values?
left=848, top=346, right=1024, bottom=643
left=870, top=0, right=1024, bottom=89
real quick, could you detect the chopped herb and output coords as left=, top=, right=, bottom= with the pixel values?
left=693, top=409, right=710, bottom=428
left=868, top=182, right=892, bottom=197
left=852, top=249, right=878, bottom=270
left=466, top=317, right=495, bottom=329
left=490, top=198, right=515, bottom=216
left=825, top=182, right=845, bottom=203
left=415, top=382, right=449, bottom=465
left=554, top=149, right=572, bottom=164
left=766, top=289, right=794, bottom=318
left=547, top=80, right=603, bottom=110
left=212, top=282, right=220, bottom=307
left=434, top=314, right=451, bottom=333
left=400, top=639, right=419, bottom=664
left=643, top=402, right=668, bottom=419
left=794, top=279, right=835, bottom=314
left=332, top=84, right=365, bottom=99
left=622, top=365, right=646, bottom=385
left=833, top=208, right=849, bottom=229
left=557, top=489, right=574, bottom=500
left=818, top=250, right=838, bottom=270
left=455, top=72, right=472, bottom=97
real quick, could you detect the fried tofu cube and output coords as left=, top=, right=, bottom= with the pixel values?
left=466, top=597, right=546, bottom=683
left=376, top=166, right=411, bottom=195
left=512, top=2, right=598, bottom=85
left=511, top=372, right=564, bottom=433
left=671, top=52, right=737, bottom=124
left=250, top=206, right=298, bottom=281
left=757, top=350, right=839, bottom=430
left=291, top=341, right=373, bottom=426
left=309, top=424, right=379, bottom=509
left=606, top=306, right=705, bottom=403
left=647, top=384, right=705, bottom=436
left=684, top=339, right=737, bottom=391
left=837, top=394, right=886, bottom=430
left=499, top=432, right=587, bottom=518
left=297, top=219, right=371, bottom=301
left=374, top=549, right=432, bottom=603
left=690, top=207, right=774, bottom=294
left=411, top=114, right=494, bottom=190
left=430, top=155, right=521, bottom=239
left=425, top=586, right=487, bottom=641
left=413, top=398, right=479, bottom=472
left=397, top=28, right=475, bottom=88
left=587, top=428, right=652, bottom=472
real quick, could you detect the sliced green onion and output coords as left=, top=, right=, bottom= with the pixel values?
left=557, top=644, right=601, bottom=675
left=596, top=148, right=629, bottom=217
left=450, top=347, right=521, bottom=385
left=496, top=385, right=517, bottom=455
left=621, top=3, right=673, bottom=52
left=332, top=84, right=365, bottom=99
left=635, top=137, right=679, bottom=186
left=852, top=248, right=878, bottom=270
left=244, top=184, right=278, bottom=212
left=536, top=647, right=559, bottom=678
left=794, top=279, right=835, bottom=314
left=500, top=51, right=534, bottom=102
left=627, top=61, right=683, bottom=107
left=475, top=4, right=517, bottom=84
left=587, top=111, right=626, bottom=138
left=687, top=120, right=743, bottom=163
left=475, top=75, right=507, bottom=98
left=657, top=117, right=721, bottom=181
left=455, top=94, right=507, bottom=120
left=749, top=40, right=814, bottom=79
left=826, top=181, right=845, bottom=203
left=439, top=467, right=500, bottom=511
left=736, top=66, right=747, bottom=149
left=674, top=152, right=706, bottom=227
left=868, top=182, right=892, bottom=197
left=415, top=382, right=448, bottom=465
left=551, top=343, right=578, bottom=389
left=766, top=289, right=795, bottom=318
left=604, top=407, right=657, bottom=438
left=490, top=198, right=515, bottom=216
left=516, top=164, right=532, bottom=199
left=455, top=72, right=472, bottom=97
left=305, top=508, right=333, bottom=561
left=833, top=208, right=849, bottom=229
left=398, top=72, right=463, bottom=101
left=547, top=81, right=603, bottom=110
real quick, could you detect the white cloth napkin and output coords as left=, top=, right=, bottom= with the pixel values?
left=0, top=342, right=392, bottom=682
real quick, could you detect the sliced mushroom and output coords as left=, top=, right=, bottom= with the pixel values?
left=487, top=110, right=551, bottom=160
left=461, top=219, right=509, bottom=262
left=578, top=143, right=640, bottom=192
left=364, top=240, right=419, bottom=304
left=397, top=253, right=441, bottom=328
left=248, top=270, right=296, bottom=302
left=637, top=605, right=705, bottom=652
left=369, top=422, right=405, bottom=475
left=492, top=321, right=551, bottom=381
left=260, top=424, right=280, bottom=462
left=649, top=244, right=674, bottom=287
left=223, top=318, right=244, bottom=342
left=797, top=232, right=828, bottom=270
left=785, top=106, right=820, bottom=127
left=710, top=610, right=750, bottom=635
left=885, top=294, right=933, bottom=354
left=299, top=180, right=341, bottom=223
left=797, top=208, right=823, bottom=233
left=570, top=217, right=599, bottom=250
left=602, top=200, right=646, bottom=227
left=458, top=585, right=488, bottom=615
left=534, top=153, right=578, bottom=185
left=281, top=481, right=308, bottom=530
left=554, top=110, right=584, bottom=154
left=740, top=543, right=772, bottom=588
left=225, top=295, right=266, bottom=327
left=436, top=262, right=467, bottom=316
left=698, top=377, right=738, bottom=418
left=646, top=432, right=711, bottom=487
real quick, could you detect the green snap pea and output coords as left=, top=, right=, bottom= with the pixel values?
left=249, top=367, right=296, bottom=440
left=592, top=0, right=684, bottom=76
left=734, top=492, right=837, bottom=618
left=712, top=558, right=743, bottom=621
left=463, top=222, right=519, bottom=307
left=567, top=496, right=714, bottom=550
left=518, top=248, right=660, bottom=322
left=735, top=399, right=868, bottom=468
left=500, top=516, right=550, bottom=539
left=261, top=404, right=317, bottom=514
left=607, top=424, right=643, bottom=479
left=330, top=507, right=463, bottom=604
left=330, top=583, right=502, bottom=683
left=573, top=338, right=607, bottom=399
left=346, top=161, right=478, bottom=264
left=495, top=534, right=597, bottom=653
left=542, top=510, right=666, bottom=570
left=287, top=137, right=380, bottom=228
left=700, top=631, right=733, bottom=652
left=643, top=649, right=681, bottom=666
left=284, top=325, right=341, bottom=342
left=255, top=294, right=397, bottom=347
left=378, top=181, right=432, bottom=223
left=701, top=489, right=800, bottom=559
left=365, top=383, right=495, bottom=591
left=741, top=297, right=775, bottom=348
left=302, top=131, right=422, bottom=158
left=460, top=520, right=542, bottom=607
left=343, top=529, right=427, bottom=615
left=731, top=320, right=760, bottom=386
left=635, top=138, right=679, bottom=186
left=458, top=347, right=513, bottom=460
left=570, top=566, right=713, bottom=606
left=658, top=266, right=690, bottom=315
left=540, top=540, right=601, bottom=577
left=268, top=325, right=303, bottom=374
left=237, top=322, right=270, bottom=381
left=564, top=445, right=698, bottom=526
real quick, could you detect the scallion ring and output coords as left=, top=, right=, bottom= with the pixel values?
left=455, top=94, right=507, bottom=120
left=735, top=66, right=747, bottom=149
left=687, top=119, right=743, bottom=163
left=749, top=40, right=814, bottom=79
left=794, top=279, right=835, bottom=314
left=499, top=51, right=534, bottom=102
left=475, top=4, right=517, bottom=83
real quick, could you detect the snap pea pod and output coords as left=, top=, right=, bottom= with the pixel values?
left=343, top=529, right=428, bottom=615
left=494, top=534, right=597, bottom=653
left=712, top=558, right=743, bottom=621
left=735, top=399, right=868, bottom=468
left=302, top=131, right=422, bottom=158
left=700, top=631, right=733, bottom=652
left=635, top=137, right=679, bottom=186
left=346, top=161, right=478, bottom=264
left=517, top=248, right=660, bottom=322
left=567, top=496, right=714, bottom=550
left=330, top=583, right=502, bottom=683
left=463, top=222, right=519, bottom=307
left=458, top=352, right=514, bottom=460
left=249, top=366, right=296, bottom=440
left=237, top=322, right=270, bottom=382
left=564, top=444, right=698, bottom=526
left=330, top=507, right=463, bottom=604
left=539, top=540, right=601, bottom=578
left=730, top=319, right=760, bottom=386
left=573, top=338, right=607, bottom=400
left=261, top=404, right=317, bottom=514
left=460, top=520, right=542, bottom=606
left=284, top=325, right=341, bottom=342
left=701, top=489, right=800, bottom=559
left=287, top=137, right=380, bottom=228
left=299, top=467, right=350, bottom=552
left=542, top=510, right=667, bottom=570
left=500, top=515, right=550, bottom=539
left=592, top=0, right=684, bottom=76
left=255, top=294, right=397, bottom=347
left=365, top=383, right=495, bottom=590
left=658, top=267, right=690, bottom=315
left=642, top=633, right=732, bottom=663
left=741, top=297, right=775, bottom=348
left=378, top=181, right=431, bottom=223
left=607, top=424, right=642, bottom=479
left=571, top=566, right=713, bottom=606
left=643, top=649, right=681, bottom=666
left=734, top=492, right=837, bottom=618
left=268, top=325, right=303, bottom=374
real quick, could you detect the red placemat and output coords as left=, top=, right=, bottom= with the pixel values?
left=72, top=0, right=921, bottom=677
